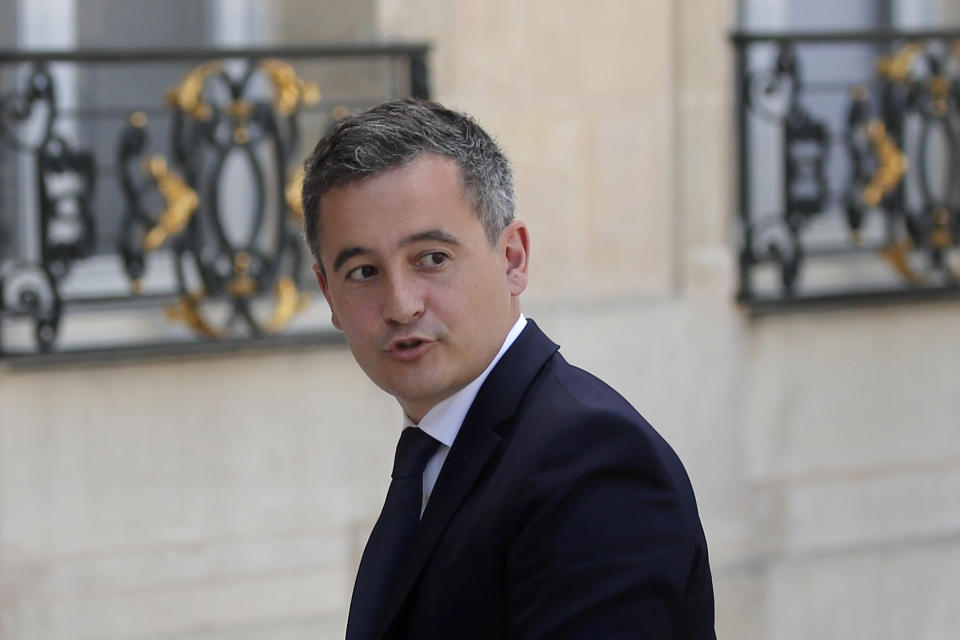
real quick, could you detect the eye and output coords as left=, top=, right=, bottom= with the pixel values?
left=418, top=251, right=449, bottom=268
left=346, top=265, right=378, bottom=281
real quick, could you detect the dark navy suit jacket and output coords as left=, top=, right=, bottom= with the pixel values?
left=370, top=320, right=716, bottom=639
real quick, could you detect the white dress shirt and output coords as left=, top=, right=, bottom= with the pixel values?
left=403, top=314, right=527, bottom=514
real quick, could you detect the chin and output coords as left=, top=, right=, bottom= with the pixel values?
left=393, top=384, right=444, bottom=405
left=372, top=373, right=435, bottom=400
left=394, top=380, right=457, bottom=410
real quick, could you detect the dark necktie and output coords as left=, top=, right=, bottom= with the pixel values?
left=346, top=426, right=440, bottom=640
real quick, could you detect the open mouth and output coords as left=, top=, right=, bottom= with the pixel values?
left=385, top=335, right=434, bottom=359
left=394, top=339, right=425, bottom=351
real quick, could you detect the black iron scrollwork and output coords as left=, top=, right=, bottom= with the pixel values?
left=0, top=63, right=96, bottom=351
left=847, top=42, right=960, bottom=284
left=737, top=33, right=960, bottom=303
left=743, top=44, right=830, bottom=293
left=0, top=64, right=56, bottom=151
left=0, top=262, right=61, bottom=351
left=117, top=59, right=315, bottom=339
left=38, top=135, right=97, bottom=279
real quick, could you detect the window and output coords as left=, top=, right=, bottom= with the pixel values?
left=0, top=1, right=429, bottom=361
left=734, top=0, right=960, bottom=310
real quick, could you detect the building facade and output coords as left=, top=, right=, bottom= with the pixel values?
left=1, top=1, right=958, bottom=638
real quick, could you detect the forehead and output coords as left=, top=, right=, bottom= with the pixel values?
left=316, top=154, right=478, bottom=246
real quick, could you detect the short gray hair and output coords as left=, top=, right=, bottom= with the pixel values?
left=301, top=99, right=514, bottom=267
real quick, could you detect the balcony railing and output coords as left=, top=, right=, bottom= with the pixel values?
left=732, top=29, right=960, bottom=313
left=0, top=44, right=429, bottom=364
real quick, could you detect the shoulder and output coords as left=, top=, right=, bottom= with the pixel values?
left=515, top=352, right=684, bottom=479
left=494, top=354, right=715, bottom=636
left=504, top=352, right=704, bottom=534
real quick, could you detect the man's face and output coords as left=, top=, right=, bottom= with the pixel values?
left=313, top=154, right=528, bottom=422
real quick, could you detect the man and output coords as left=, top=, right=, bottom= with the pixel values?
left=302, top=99, right=715, bottom=640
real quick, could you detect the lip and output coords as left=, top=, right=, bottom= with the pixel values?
left=384, top=336, right=435, bottom=361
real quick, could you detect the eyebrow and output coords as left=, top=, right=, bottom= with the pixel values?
left=331, top=229, right=461, bottom=273
left=332, top=247, right=370, bottom=272
left=401, top=229, right=461, bottom=247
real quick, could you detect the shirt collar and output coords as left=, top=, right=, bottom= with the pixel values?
left=403, top=314, right=527, bottom=446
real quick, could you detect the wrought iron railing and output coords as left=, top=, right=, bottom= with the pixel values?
left=0, top=44, right=429, bottom=363
left=732, top=30, right=960, bottom=312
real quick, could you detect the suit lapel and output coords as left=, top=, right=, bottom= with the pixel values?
left=374, top=320, right=559, bottom=638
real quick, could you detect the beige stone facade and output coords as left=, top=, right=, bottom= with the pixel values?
left=2, top=1, right=959, bottom=638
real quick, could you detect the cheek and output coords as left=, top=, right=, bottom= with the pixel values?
left=430, top=279, right=499, bottom=326
left=331, top=296, right=378, bottom=338
left=461, top=266, right=509, bottom=308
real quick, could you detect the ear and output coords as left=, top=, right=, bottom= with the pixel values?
left=313, top=262, right=342, bottom=330
left=500, top=220, right=530, bottom=296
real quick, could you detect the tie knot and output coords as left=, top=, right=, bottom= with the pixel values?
left=392, top=427, right=440, bottom=479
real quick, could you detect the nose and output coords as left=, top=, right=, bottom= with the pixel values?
left=382, top=272, right=425, bottom=325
